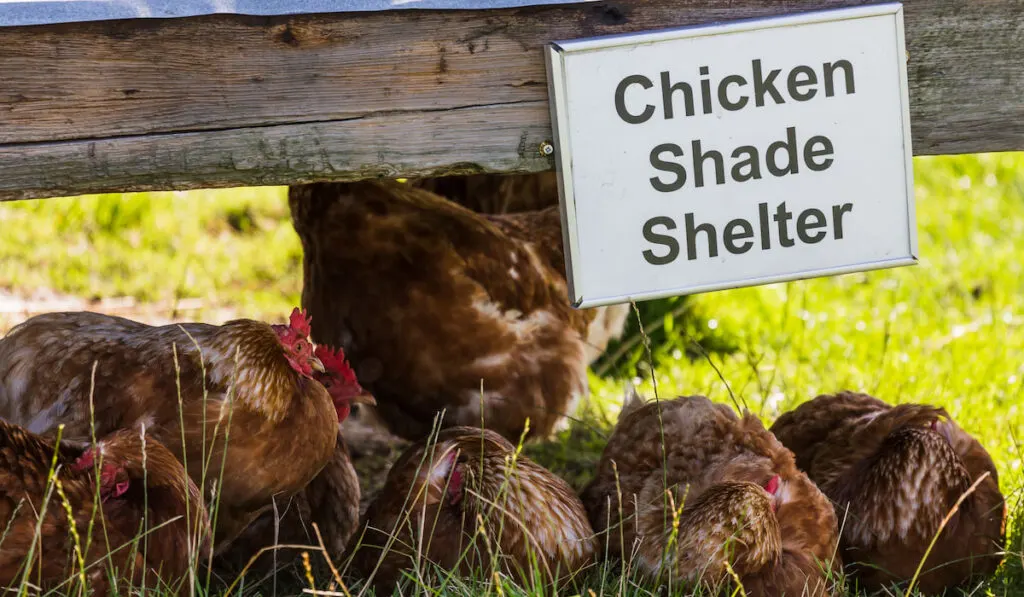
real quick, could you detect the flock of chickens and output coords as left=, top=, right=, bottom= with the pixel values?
left=0, top=172, right=1008, bottom=596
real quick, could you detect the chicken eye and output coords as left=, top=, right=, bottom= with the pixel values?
left=323, top=380, right=333, bottom=388
left=295, top=341, right=305, bottom=351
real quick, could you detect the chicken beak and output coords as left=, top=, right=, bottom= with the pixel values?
left=310, top=356, right=327, bottom=374
left=350, top=392, right=377, bottom=406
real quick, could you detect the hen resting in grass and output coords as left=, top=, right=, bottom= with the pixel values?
left=0, top=308, right=339, bottom=551
left=344, top=426, right=596, bottom=593
left=214, top=344, right=372, bottom=582
left=288, top=180, right=629, bottom=442
left=770, top=391, right=1006, bottom=594
left=581, top=392, right=842, bottom=597
left=0, top=421, right=210, bottom=597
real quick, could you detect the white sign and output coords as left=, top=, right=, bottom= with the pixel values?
left=545, top=4, right=916, bottom=309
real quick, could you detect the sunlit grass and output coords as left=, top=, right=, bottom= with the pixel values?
left=589, top=152, right=1024, bottom=473
left=0, top=151, right=1021, bottom=595
left=0, top=187, right=301, bottom=323
left=572, top=152, right=1024, bottom=594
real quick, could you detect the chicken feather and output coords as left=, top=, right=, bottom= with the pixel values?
left=0, top=421, right=209, bottom=596
left=0, top=310, right=338, bottom=552
left=582, top=394, right=841, bottom=596
left=288, top=180, right=628, bottom=442
left=212, top=343, right=370, bottom=582
left=407, top=172, right=559, bottom=215
left=770, top=391, right=1006, bottom=594
left=345, top=426, right=596, bottom=593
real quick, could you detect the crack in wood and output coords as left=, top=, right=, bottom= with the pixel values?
left=0, top=100, right=549, bottom=151
left=0, top=0, right=1019, bottom=198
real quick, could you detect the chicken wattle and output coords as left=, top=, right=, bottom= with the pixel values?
left=345, top=426, right=596, bottom=593
left=213, top=344, right=373, bottom=582
left=0, top=307, right=338, bottom=552
left=0, top=422, right=210, bottom=596
left=581, top=392, right=842, bottom=597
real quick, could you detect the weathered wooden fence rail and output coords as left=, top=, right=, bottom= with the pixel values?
left=0, top=0, right=1021, bottom=201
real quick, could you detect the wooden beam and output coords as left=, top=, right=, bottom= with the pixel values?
left=0, top=0, right=1021, bottom=201
left=0, top=102, right=554, bottom=200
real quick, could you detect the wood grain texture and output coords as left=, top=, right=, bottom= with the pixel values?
left=0, top=102, right=554, bottom=200
left=0, top=0, right=1020, bottom=200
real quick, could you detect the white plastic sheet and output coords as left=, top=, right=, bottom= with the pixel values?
left=0, top=0, right=595, bottom=28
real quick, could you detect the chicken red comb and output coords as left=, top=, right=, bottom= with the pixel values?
left=289, top=307, right=312, bottom=337
left=72, top=449, right=97, bottom=472
left=315, top=344, right=359, bottom=385
left=72, top=448, right=128, bottom=498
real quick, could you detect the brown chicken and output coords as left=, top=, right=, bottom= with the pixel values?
left=407, top=172, right=560, bottom=214
left=581, top=392, right=842, bottom=597
left=0, top=308, right=338, bottom=552
left=214, top=344, right=372, bottom=582
left=769, top=391, right=1006, bottom=594
left=344, top=426, right=596, bottom=593
left=289, top=180, right=629, bottom=442
left=0, top=421, right=210, bottom=596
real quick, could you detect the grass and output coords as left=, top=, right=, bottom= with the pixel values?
left=0, top=187, right=302, bottom=325
left=0, top=151, right=1022, bottom=595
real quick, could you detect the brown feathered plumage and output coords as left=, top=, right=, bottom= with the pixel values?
left=770, top=391, right=1006, bottom=594
left=214, top=345, right=370, bottom=581
left=407, top=172, right=560, bottom=214
left=0, top=421, right=210, bottom=596
left=288, top=180, right=628, bottom=442
left=212, top=428, right=361, bottom=583
left=0, top=309, right=338, bottom=551
left=345, top=426, right=596, bottom=593
left=581, top=393, right=841, bottom=597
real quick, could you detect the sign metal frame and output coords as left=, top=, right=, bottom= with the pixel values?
left=545, top=3, right=917, bottom=309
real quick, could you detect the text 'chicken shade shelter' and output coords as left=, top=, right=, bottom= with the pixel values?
left=546, top=3, right=917, bottom=308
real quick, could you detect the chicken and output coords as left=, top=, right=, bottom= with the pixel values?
left=0, top=421, right=210, bottom=596
left=0, top=308, right=338, bottom=552
left=769, top=391, right=1006, bottom=594
left=288, top=180, right=629, bottom=442
left=213, top=344, right=372, bottom=582
left=580, top=392, right=841, bottom=597
left=344, top=426, right=596, bottom=593
left=407, top=172, right=560, bottom=214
